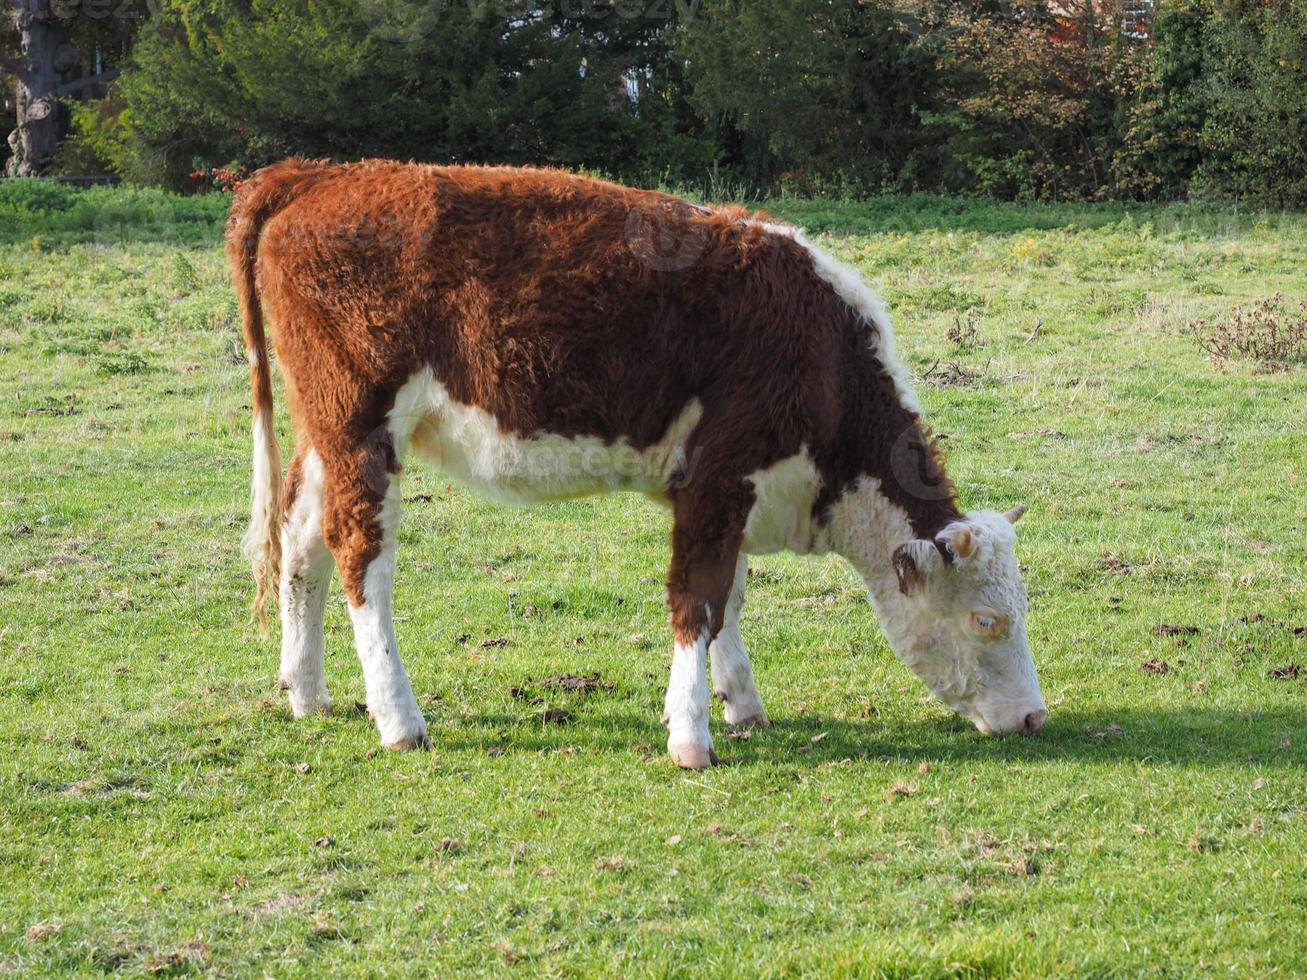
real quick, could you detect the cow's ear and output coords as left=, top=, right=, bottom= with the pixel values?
left=935, top=523, right=977, bottom=562
left=893, top=540, right=940, bottom=596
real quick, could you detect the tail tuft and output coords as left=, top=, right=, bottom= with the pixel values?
left=241, top=396, right=282, bottom=633
left=226, top=161, right=328, bottom=631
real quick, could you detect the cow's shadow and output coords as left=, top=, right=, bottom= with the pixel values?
left=367, top=702, right=1307, bottom=770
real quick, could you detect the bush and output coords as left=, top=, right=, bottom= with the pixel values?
left=933, top=1, right=1148, bottom=201
left=0, top=180, right=229, bottom=244
left=57, top=100, right=141, bottom=180
left=36, top=0, right=1307, bottom=205
left=116, top=0, right=707, bottom=190
left=1185, top=294, right=1307, bottom=370
left=676, top=0, right=941, bottom=192
left=1191, top=0, right=1307, bottom=207
left=1111, top=0, right=1207, bottom=200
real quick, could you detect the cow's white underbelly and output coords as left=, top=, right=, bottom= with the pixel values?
left=390, top=369, right=703, bottom=505
left=387, top=369, right=824, bottom=555
left=741, top=450, right=823, bottom=555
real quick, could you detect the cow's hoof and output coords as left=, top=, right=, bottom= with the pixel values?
left=289, top=704, right=333, bottom=720
left=286, top=690, right=332, bottom=720
left=668, top=742, right=719, bottom=769
left=728, top=711, right=770, bottom=730
left=384, top=733, right=432, bottom=752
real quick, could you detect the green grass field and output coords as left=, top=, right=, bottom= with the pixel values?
left=1, top=183, right=1305, bottom=976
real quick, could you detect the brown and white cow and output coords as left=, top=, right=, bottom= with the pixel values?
left=228, top=159, right=1046, bottom=768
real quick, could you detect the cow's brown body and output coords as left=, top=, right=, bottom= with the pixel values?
left=230, top=159, right=957, bottom=640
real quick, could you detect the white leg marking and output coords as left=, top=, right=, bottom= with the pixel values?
left=663, top=629, right=714, bottom=768
left=709, top=555, right=768, bottom=727
left=278, top=451, right=333, bottom=717
left=347, top=477, right=428, bottom=749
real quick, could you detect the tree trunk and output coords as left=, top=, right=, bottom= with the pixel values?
left=6, top=0, right=69, bottom=177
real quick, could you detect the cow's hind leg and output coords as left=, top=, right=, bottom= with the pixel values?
left=320, top=436, right=429, bottom=750
left=278, top=449, right=334, bottom=717
left=710, top=555, right=769, bottom=728
left=663, top=481, right=754, bottom=769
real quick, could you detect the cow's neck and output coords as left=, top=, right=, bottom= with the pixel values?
left=822, top=477, right=937, bottom=670
left=812, top=306, right=963, bottom=538
left=816, top=400, right=962, bottom=668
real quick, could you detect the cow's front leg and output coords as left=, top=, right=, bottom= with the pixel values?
left=710, top=555, right=769, bottom=728
left=664, top=630, right=715, bottom=769
left=322, top=441, right=429, bottom=751
left=662, top=481, right=752, bottom=769
left=278, top=449, right=333, bottom=717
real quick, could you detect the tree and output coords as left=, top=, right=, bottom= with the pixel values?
left=1, top=15, right=16, bottom=171
left=1111, top=0, right=1206, bottom=200
left=114, top=0, right=711, bottom=188
left=4, top=0, right=132, bottom=176
left=547, top=0, right=711, bottom=181
left=932, top=0, right=1150, bottom=200
left=5, top=0, right=69, bottom=175
left=1193, top=0, right=1307, bottom=207
left=675, top=0, right=942, bottom=191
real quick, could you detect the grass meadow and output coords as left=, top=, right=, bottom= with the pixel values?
left=1, top=182, right=1305, bottom=976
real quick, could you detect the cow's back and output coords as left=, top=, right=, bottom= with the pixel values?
left=251, top=161, right=836, bottom=453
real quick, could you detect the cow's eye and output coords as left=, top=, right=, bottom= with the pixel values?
left=970, top=611, right=1003, bottom=635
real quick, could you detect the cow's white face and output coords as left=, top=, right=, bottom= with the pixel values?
left=890, top=507, right=1046, bottom=736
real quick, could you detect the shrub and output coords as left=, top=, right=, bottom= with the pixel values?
left=675, top=0, right=941, bottom=192
left=116, top=0, right=706, bottom=190
left=934, top=1, right=1148, bottom=201
left=97, top=351, right=152, bottom=376
left=1190, top=0, right=1307, bottom=208
left=1111, top=0, right=1207, bottom=200
left=1184, top=294, right=1307, bottom=370
left=946, top=309, right=982, bottom=349
left=0, top=181, right=228, bottom=245
left=57, top=100, right=140, bottom=179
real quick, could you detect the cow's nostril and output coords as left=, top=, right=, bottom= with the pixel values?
left=1022, top=709, right=1048, bottom=735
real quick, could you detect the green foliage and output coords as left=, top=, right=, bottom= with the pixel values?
left=43, top=0, right=1307, bottom=204
left=170, top=252, right=199, bottom=294
left=0, top=178, right=82, bottom=217
left=932, top=2, right=1146, bottom=201
left=1192, top=0, right=1307, bottom=207
left=96, top=350, right=152, bottom=375
left=1112, top=0, right=1208, bottom=200
left=0, top=180, right=228, bottom=245
left=56, top=99, right=140, bottom=179
left=675, top=0, right=940, bottom=191
left=114, top=0, right=702, bottom=187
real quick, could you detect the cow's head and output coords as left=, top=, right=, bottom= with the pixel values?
left=889, top=506, right=1046, bottom=736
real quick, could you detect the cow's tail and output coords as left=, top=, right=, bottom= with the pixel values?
left=225, top=159, right=331, bottom=632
